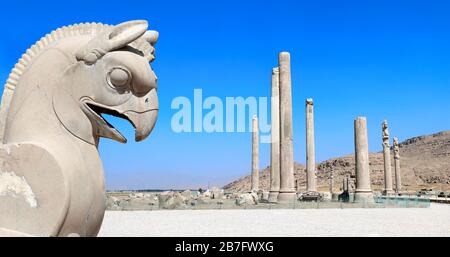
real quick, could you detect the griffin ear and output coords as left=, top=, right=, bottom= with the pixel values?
left=108, top=20, right=148, bottom=50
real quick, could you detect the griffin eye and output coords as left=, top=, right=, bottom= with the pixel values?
left=108, top=68, right=130, bottom=89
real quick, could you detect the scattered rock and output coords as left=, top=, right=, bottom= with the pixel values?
left=202, top=190, right=212, bottom=198
left=259, top=191, right=270, bottom=203
left=158, top=191, right=187, bottom=209
left=106, top=196, right=121, bottom=210
left=211, top=187, right=223, bottom=199
left=181, top=190, right=192, bottom=199
left=235, top=193, right=258, bottom=206
left=196, top=196, right=210, bottom=205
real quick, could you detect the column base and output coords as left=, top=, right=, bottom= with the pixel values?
left=268, top=191, right=279, bottom=203
left=331, top=193, right=340, bottom=201
left=382, top=189, right=395, bottom=196
left=354, top=191, right=374, bottom=203
left=277, top=191, right=296, bottom=202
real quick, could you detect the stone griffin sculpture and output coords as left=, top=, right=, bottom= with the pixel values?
left=0, top=20, right=159, bottom=236
left=393, top=137, right=400, bottom=159
left=382, top=120, right=390, bottom=148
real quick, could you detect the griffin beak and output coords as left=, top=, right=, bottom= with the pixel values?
left=124, top=108, right=158, bottom=142
left=122, top=88, right=159, bottom=142
left=81, top=88, right=158, bottom=144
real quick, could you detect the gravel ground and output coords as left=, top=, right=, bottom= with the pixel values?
left=99, top=203, right=450, bottom=237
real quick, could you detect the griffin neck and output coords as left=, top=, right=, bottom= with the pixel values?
left=3, top=40, right=96, bottom=148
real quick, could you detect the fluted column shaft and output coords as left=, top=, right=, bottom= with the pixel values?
left=278, top=52, right=296, bottom=201
left=354, top=117, right=374, bottom=203
left=306, top=98, right=316, bottom=192
left=251, top=116, right=259, bottom=192
left=269, top=67, right=280, bottom=202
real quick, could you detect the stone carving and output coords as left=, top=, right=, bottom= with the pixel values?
left=382, top=120, right=394, bottom=195
left=0, top=20, right=159, bottom=236
left=382, top=120, right=390, bottom=143
left=393, top=137, right=402, bottom=193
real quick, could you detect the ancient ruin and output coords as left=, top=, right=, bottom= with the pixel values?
left=269, top=67, right=280, bottom=202
left=382, top=120, right=394, bottom=195
left=251, top=115, right=259, bottom=192
left=353, top=117, right=374, bottom=203
left=393, top=137, right=402, bottom=193
left=278, top=52, right=296, bottom=202
left=329, top=173, right=334, bottom=194
left=305, top=98, right=317, bottom=192
left=0, top=20, right=159, bottom=236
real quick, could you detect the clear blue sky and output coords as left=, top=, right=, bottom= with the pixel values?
left=0, top=0, right=449, bottom=190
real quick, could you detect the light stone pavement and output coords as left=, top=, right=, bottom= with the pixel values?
left=99, top=203, right=450, bottom=237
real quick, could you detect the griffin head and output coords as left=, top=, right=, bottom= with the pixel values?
left=53, top=20, right=159, bottom=145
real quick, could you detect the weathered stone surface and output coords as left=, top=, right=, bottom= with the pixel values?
left=305, top=98, right=317, bottom=192
left=201, top=190, right=212, bottom=198
left=235, top=193, right=258, bottom=206
left=382, top=120, right=394, bottom=195
left=353, top=117, right=374, bottom=203
left=0, top=20, right=159, bottom=237
left=181, top=190, right=192, bottom=199
left=106, top=196, right=121, bottom=211
left=322, top=192, right=332, bottom=201
left=329, top=173, right=334, bottom=194
left=196, top=196, right=210, bottom=205
left=269, top=67, right=280, bottom=201
left=158, top=192, right=188, bottom=210
left=210, top=187, right=224, bottom=199
left=278, top=52, right=296, bottom=202
left=251, top=116, right=259, bottom=192
left=260, top=191, right=270, bottom=203
left=393, top=137, right=402, bottom=193
left=225, top=129, right=450, bottom=193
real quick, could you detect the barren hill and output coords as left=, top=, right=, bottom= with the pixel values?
left=223, top=131, right=450, bottom=192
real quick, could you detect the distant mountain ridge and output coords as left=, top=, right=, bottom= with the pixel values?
left=223, top=131, right=450, bottom=192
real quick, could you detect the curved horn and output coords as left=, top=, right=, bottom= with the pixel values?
left=76, top=20, right=149, bottom=65
left=108, top=20, right=148, bottom=50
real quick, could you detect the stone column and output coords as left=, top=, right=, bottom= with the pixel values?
left=329, top=173, right=334, bottom=194
left=269, top=67, right=280, bottom=202
left=393, top=137, right=402, bottom=194
left=342, top=174, right=352, bottom=193
left=305, top=98, right=317, bottom=192
left=382, top=120, right=394, bottom=195
left=251, top=115, right=259, bottom=192
left=343, top=175, right=349, bottom=192
left=278, top=52, right=296, bottom=201
left=353, top=117, right=374, bottom=203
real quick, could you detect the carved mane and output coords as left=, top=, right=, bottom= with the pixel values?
left=0, top=22, right=154, bottom=141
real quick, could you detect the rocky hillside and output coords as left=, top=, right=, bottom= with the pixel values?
left=223, top=131, right=450, bottom=192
